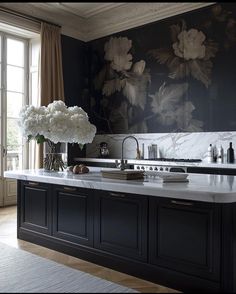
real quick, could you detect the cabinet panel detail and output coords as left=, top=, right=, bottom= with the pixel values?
left=94, top=191, right=147, bottom=262
left=149, top=197, right=221, bottom=282
left=20, top=181, right=51, bottom=235
left=52, top=186, right=93, bottom=246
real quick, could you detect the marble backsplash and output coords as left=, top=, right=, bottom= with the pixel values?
left=86, top=132, right=236, bottom=162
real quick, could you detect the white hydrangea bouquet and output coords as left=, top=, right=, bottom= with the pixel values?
left=18, top=100, right=96, bottom=171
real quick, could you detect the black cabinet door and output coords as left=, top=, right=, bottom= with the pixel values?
left=94, top=190, right=147, bottom=262
left=20, top=181, right=52, bottom=235
left=52, top=186, right=93, bottom=247
left=149, top=197, right=221, bottom=282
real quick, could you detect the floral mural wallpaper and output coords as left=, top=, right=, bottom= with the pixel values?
left=88, top=3, right=236, bottom=134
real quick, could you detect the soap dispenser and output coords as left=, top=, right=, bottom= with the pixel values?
left=207, top=144, right=213, bottom=163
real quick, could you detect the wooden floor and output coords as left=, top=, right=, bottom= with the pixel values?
left=0, top=205, right=179, bottom=293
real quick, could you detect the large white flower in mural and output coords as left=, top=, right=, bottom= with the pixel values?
left=104, top=36, right=133, bottom=72
left=173, top=29, right=206, bottom=60
left=149, top=21, right=218, bottom=88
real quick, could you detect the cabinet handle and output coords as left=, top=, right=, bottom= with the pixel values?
left=171, top=200, right=193, bottom=206
left=28, top=182, right=39, bottom=186
left=109, top=192, right=126, bottom=198
left=63, top=187, right=77, bottom=191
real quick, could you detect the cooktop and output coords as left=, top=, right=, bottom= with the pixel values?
left=148, top=158, right=202, bottom=163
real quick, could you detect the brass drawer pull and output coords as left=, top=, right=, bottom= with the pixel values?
left=63, top=187, right=77, bottom=192
left=28, top=182, right=39, bottom=186
left=109, top=192, right=126, bottom=198
left=171, top=200, right=193, bottom=206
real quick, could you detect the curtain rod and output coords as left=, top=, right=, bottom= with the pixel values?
left=0, top=6, right=61, bottom=28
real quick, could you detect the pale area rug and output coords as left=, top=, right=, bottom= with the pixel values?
left=0, top=242, right=138, bottom=293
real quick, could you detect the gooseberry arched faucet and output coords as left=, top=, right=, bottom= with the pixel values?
left=120, top=135, right=141, bottom=170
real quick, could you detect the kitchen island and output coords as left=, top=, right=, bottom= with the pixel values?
left=4, top=168, right=236, bottom=293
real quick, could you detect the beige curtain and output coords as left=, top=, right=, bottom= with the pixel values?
left=38, top=22, right=65, bottom=167
left=40, top=22, right=65, bottom=105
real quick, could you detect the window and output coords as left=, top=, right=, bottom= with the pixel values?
left=0, top=32, right=28, bottom=173
left=0, top=20, right=40, bottom=206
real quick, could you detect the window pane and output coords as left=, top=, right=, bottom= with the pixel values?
left=31, top=71, right=38, bottom=104
left=6, top=147, right=23, bottom=170
left=7, top=118, right=23, bottom=171
left=7, top=38, right=24, bottom=67
left=7, top=65, right=24, bottom=92
left=7, top=118, right=22, bottom=150
left=31, top=38, right=40, bottom=67
left=7, top=92, right=23, bottom=118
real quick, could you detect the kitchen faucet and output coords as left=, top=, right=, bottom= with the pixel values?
left=119, top=135, right=141, bottom=170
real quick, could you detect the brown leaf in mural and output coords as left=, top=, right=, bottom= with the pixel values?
left=102, top=78, right=126, bottom=96
left=148, top=48, right=174, bottom=65
left=170, top=24, right=181, bottom=43
left=189, top=59, right=212, bottom=88
left=168, top=62, right=188, bottom=80
left=94, top=66, right=107, bottom=90
left=204, top=40, right=218, bottom=60
left=122, top=70, right=150, bottom=110
left=109, top=101, right=129, bottom=132
left=150, top=82, right=188, bottom=123
left=94, top=64, right=117, bottom=90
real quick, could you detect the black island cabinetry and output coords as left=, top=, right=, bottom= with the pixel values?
left=17, top=180, right=236, bottom=293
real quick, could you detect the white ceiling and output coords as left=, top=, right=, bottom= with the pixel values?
left=0, top=2, right=215, bottom=41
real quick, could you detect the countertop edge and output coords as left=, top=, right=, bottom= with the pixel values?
left=4, top=169, right=236, bottom=204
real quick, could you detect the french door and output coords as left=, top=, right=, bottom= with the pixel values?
left=0, top=32, right=29, bottom=206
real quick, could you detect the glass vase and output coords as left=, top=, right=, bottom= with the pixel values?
left=43, top=140, right=67, bottom=172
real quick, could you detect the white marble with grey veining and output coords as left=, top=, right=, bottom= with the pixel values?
left=86, top=132, right=236, bottom=163
left=75, top=157, right=236, bottom=169
left=4, top=167, right=236, bottom=203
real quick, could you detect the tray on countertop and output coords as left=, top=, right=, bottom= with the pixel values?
left=101, top=169, right=144, bottom=180
left=157, top=172, right=189, bottom=183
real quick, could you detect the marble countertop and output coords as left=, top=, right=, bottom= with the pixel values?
left=4, top=167, right=236, bottom=203
left=74, top=157, right=236, bottom=169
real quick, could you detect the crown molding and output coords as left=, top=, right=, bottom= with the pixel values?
left=84, top=2, right=215, bottom=42
left=0, top=2, right=215, bottom=42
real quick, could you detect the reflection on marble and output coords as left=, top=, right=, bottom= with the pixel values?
left=86, top=132, right=236, bottom=161
left=4, top=168, right=236, bottom=203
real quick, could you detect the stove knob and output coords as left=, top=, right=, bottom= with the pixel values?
left=141, top=166, right=145, bottom=170
left=165, top=167, right=169, bottom=171
left=154, top=167, right=158, bottom=171
left=149, top=167, right=153, bottom=171
left=160, top=167, right=163, bottom=171
left=137, top=166, right=140, bottom=170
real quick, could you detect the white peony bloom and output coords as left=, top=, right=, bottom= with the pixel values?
left=172, top=29, right=206, bottom=60
left=18, top=100, right=96, bottom=145
left=104, top=36, right=133, bottom=72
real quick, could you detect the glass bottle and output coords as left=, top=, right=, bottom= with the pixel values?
left=227, top=142, right=234, bottom=163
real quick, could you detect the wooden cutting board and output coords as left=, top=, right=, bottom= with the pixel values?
left=101, top=170, right=144, bottom=180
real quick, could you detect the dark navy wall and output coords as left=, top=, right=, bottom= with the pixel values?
left=61, top=34, right=87, bottom=163
left=61, top=34, right=90, bottom=111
